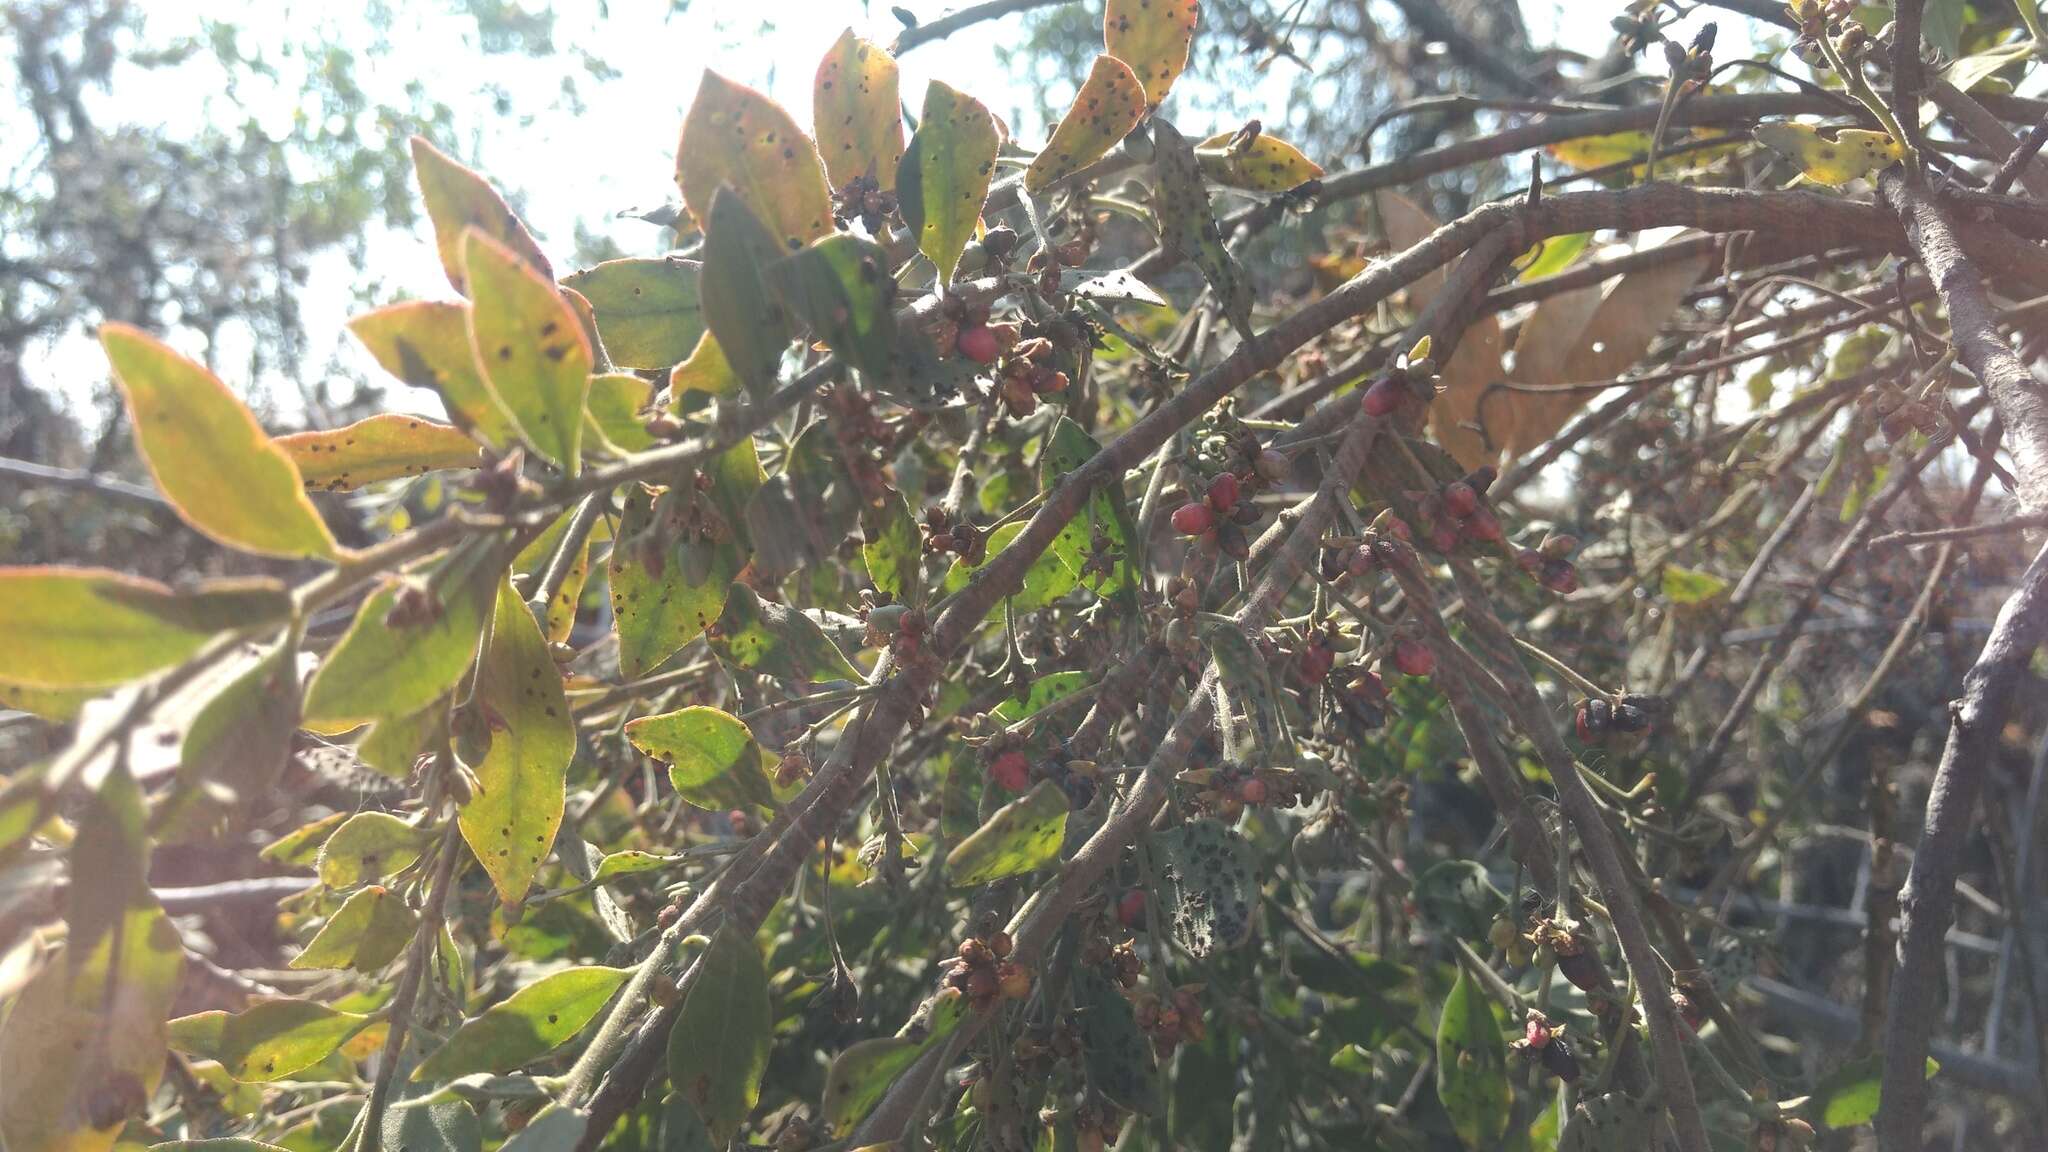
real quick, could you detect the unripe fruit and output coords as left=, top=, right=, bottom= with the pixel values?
left=1171, top=502, right=1214, bottom=535
left=1361, top=377, right=1402, bottom=417
left=1555, top=948, right=1603, bottom=993
left=1429, top=523, right=1461, bottom=554
left=1298, top=644, right=1334, bottom=683
left=991, top=750, right=1031, bottom=792
left=1443, top=481, right=1480, bottom=519
left=1463, top=508, right=1503, bottom=542
left=1392, top=639, right=1435, bottom=677
left=1240, top=777, right=1269, bottom=805
left=956, top=325, right=1001, bottom=364
left=1117, top=889, right=1147, bottom=928
left=1206, top=472, right=1241, bottom=512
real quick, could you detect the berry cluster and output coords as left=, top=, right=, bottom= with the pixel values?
left=1171, top=470, right=1264, bottom=561
left=1180, top=762, right=1304, bottom=819
left=1511, top=531, right=1582, bottom=595
left=1359, top=338, right=1439, bottom=419
left=1083, top=934, right=1144, bottom=990
left=1509, top=1010, right=1583, bottom=1083
left=920, top=505, right=988, bottom=566
left=991, top=334, right=1072, bottom=417
left=1409, top=467, right=1502, bottom=554
left=942, top=932, right=1031, bottom=1012
left=861, top=603, right=930, bottom=669
left=829, top=172, right=897, bottom=233
left=1573, top=692, right=1665, bottom=744
left=1131, top=984, right=1207, bottom=1055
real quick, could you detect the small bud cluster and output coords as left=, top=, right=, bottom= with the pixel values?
left=1171, top=468, right=1266, bottom=561
left=942, top=931, right=1031, bottom=1012
left=920, top=505, right=988, bottom=566
left=1509, top=1010, right=1583, bottom=1083
left=1179, top=762, right=1306, bottom=819
left=1360, top=337, right=1439, bottom=419
left=1131, top=984, right=1207, bottom=1054
left=830, top=172, right=897, bottom=233
left=1511, top=531, right=1582, bottom=595
left=1407, top=466, right=1502, bottom=555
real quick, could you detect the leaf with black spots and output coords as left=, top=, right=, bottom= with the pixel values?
left=582, top=373, right=657, bottom=456
left=1076, top=967, right=1162, bottom=1114
left=897, top=81, right=998, bottom=283
left=1157, top=818, right=1255, bottom=957
left=1148, top=120, right=1253, bottom=340
left=701, top=189, right=796, bottom=400
left=765, top=233, right=897, bottom=377
left=464, top=229, right=593, bottom=474
left=1435, top=967, right=1510, bottom=1150
left=1024, top=55, right=1147, bottom=194
left=411, top=136, right=552, bottom=293
left=710, top=584, right=863, bottom=685
left=1104, top=0, right=1199, bottom=107
left=277, top=414, right=482, bottom=493
left=317, top=812, right=434, bottom=889
left=458, top=580, right=574, bottom=904
left=1194, top=130, right=1323, bottom=192
left=560, top=257, right=704, bottom=371
left=946, top=779, right=1067, bottom=886
left=169, top=999, right=372, bottom=1083
left=349, top=301, right=519, bottom=449
left=412, top=967, right=630, bottom=1081
left=608, top=484, right=741, bottom=680
left=303, top=537, right=505, bottom=727
left=861, top=487, right=922, bottom=605
left=676, top=71, right=834, bottom=251
left=289, top=885, right=417, bottom=972
left=625, top=706, right=775, bottom=813
left=814, top=30, right=904, bottom=191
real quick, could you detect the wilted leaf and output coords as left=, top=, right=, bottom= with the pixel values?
left=464, top=229, right=593, bottom=473
left=625, top=706, right=774, bottom=812
left=1024, top=55, right=1147, bottom=194
left=102, top=324, right=338, bottom=560
left=413, top=966, right=630, bottom=1081
left=0, top=568, right=289, bottom=690
left=609, top=484, right=740, bottom=680
left=946, top=779, right=1067, bottom=886
left=303, top=538, right=505, bottom=727
left=350, top=301, right=519, bottom=449
left=668, top=928, right=771, bottom=1145
left=170, top=999, right=372, bottom=1082
left=411, top=136, right=553, bottom=293
left=458, top=580, right=575, bottom=904
left=1104, top=0, right=1199, bottom=107
left=861, top=487, right=921, bottom=604
left=1149, top=120, right=1253, bottom=338
left=676, top=71, right=834, bottom=251
left=711, top=584, right=863, bottom=684
left=767, top=234, right=897, bottom=377
left=1195, top=130, right=1323, bottom=192
left=1435, top=967, right=1509, bottom=1150
left=898, top=81, right=999, bottom=283
left=317, top=812, right=433, bottom=888
left=814, top=30, right=904, bottom=191
left=701, top=189, right=797, bottom=400
left=559, top=258, right=704, bottom=371
left=290, top=885, right=417, bottom=971
left=1753, top=122, right=1901, bottom=186
left=278, top=414, right=482, bottom=493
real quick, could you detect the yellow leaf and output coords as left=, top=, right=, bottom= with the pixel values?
left=409, top=137, right=553, bottom=294
left=0, top=568, right=288, bottom=690
left=348, top=301, right=519, bottom=450
left=277, top=414, right=483, bottom=493
left=1752, top=121, right=1902, bottom=186
left=1024, top=55, right=1148, bottom=194
left=814, top=30, right=904, bottom=191
left=1195, top=130, right=1324, bottom=191
left=458, top=579, right=574, bottom=904
left=676, top=71, right=835, bottom=252
left=1105, top=0, right=1200, bottom=107
left=101, top=324, right=339, bottom=560
left=668, top=330, right=741, bottom=411
left=1545, top=129, right=1659, bottom=170
left=463, top=229, right=594, bottom=474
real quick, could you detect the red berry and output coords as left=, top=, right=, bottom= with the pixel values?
left=1429, top=523, right=1461, bottom=554
left=1463, top=508, right=1503, bottom=543
left=1171, top=502, right=1215, bottom=535
left=1117, top=889, right=1148, bottom=929
left=1393, top=639, right=1435, bottom=677
left=1525, top=1016, right=1553, bottom=1049
left=1206, top=472, right=1241, bottom=512
left=990, top=750, right=1031, bottom=791
left=1442, top=481, right=1480, bottom=519
left=1361, top=377, right=1402, bottom=417
left=1240, top=777, right=1269, bottom=805
left=956, top=325, right=1001, bottom=364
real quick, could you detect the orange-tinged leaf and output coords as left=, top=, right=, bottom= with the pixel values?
left=464, top=229, right=593, bottom=474
left=101, top=324, right=339, bottom=561
left=898, top=80, right=1000, bottom=283
left=410, top=137, right=552, bottom=294
left=0, top=568, right=289, bottom=690
left=1105, top=0, right=1200, bottom=107
left=277, top=415, right=483, bottom=493
left=1024, top=55, right=1148, bottom=194
left=1195, top=130, right=1323, bottom=191
left=814, top=30, right=905, bottom=192
left=458, top=579, right=574, bottom=904
left=348, top=301, right=519, bottom=449
left=676, top=71, right=835, bottom=252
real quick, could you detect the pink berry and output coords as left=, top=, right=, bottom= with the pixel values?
left=1463, top=508, right=1504, bottom=543
left=1443, top=481, right=1480, bottom=519
left=956, top=325, right=1001, bottom=364
left=1429, top=524, right=1461, bottom=554
left=990, top=750, right=1031, bottom=791
left=1361, top=377, right=1402, bottom=417
left=1393, top=639, right=1435, bottom=677
left=1206, top=472, right=1241, bottom=512
left=1117, top=889, right=1148, bottom=929
left=1172, top=502, right=1215, bottom=535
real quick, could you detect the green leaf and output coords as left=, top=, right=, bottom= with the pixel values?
left=458, top=580, right=575, bottom=904
left=0, top=901, right=183, bottom=1152
left=317, top=812, right=433, bottom=888
left=742, top=420, right=857, bottom=585
left=68, top=767, right=150, bottom=961
left=1149, top=120, right=1253, bottom=339
left=667, top=332, right=741, bottom=411
left=1943, top=37, right=2032, bottom=94
left=814, top=30, right=905, bottom=191
left=584, top=373, right=657, bottom=455
left=1157, top=818, right=1256, bottom=957
left=699, top=190, right=796, bottom=401
left=1038, top=417, right=1134, bottom=597
left=358, top=700, right=451, bottom=780
left=593, top=850, right=671, bottom=882
left=178, top=635, right=302, bottom=803
left=943, top=522, right=1081, bottom=610
left=608, top=483, right=741, bottom=680
left=290, top=885, right=417, bottom=971
left=765, top=233, right=896, bottom=377
left=1922, top=0, right=1964, bottom=58
left=413, top=966, right=631, bottom=1082
left=1661, top=564, right=1729, bottom=606
left=1435, top=967, right=1510, bottom=1150
left=1076, top=967, right=1162, bottom=1115
left=494, top=1105, right=586, bottom=1152
left=1815, top=1053, right=1938, bottom=1129
left=625, top=706, right=774, bottom=812
left=1516, top=232, right=1590, bottom=283
left=821, top=1037, right=926, bottom=1138
left=709, top=584, right=863, bottom=685
left=277, top=414, right=482, bottom=493
left=350, top=301, right=519, bottom=450
left=668, top=928, right=771, bottom=1145
left=0, top=568, right=289, bottom=690
left=1414, top=860, right=1506, bottom=942
left=170, top=999, right=372, bottom=1082
left=946, top=779, right=1068, bottom=886
left=897, top=81, right=999, bottom=283
left=992, top=670, right=1092, bottom=724
left=102, top=323, right=339, bottom=560
left=464, top=229, right=593, bottom=474
left=382, top=1100, right=481, bottom=1152
left=515, top=505, right=604, bottom=644
left=560, top=258, right=705, bottom=371
left=1104, top=0, right=1198, bottom=106
left=1194, top=130, right=1324, bottom=192
left=262, top=812, right=349, bottom=868
left=1025, top=54, right=1147, bottom=193
left=303, top=538, right=504, bottom=728
left=676, top=71, right=834, bottom=251
left=412, top=136, right=552, bottom=292
left=861, top=487, right=922, bottom=605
